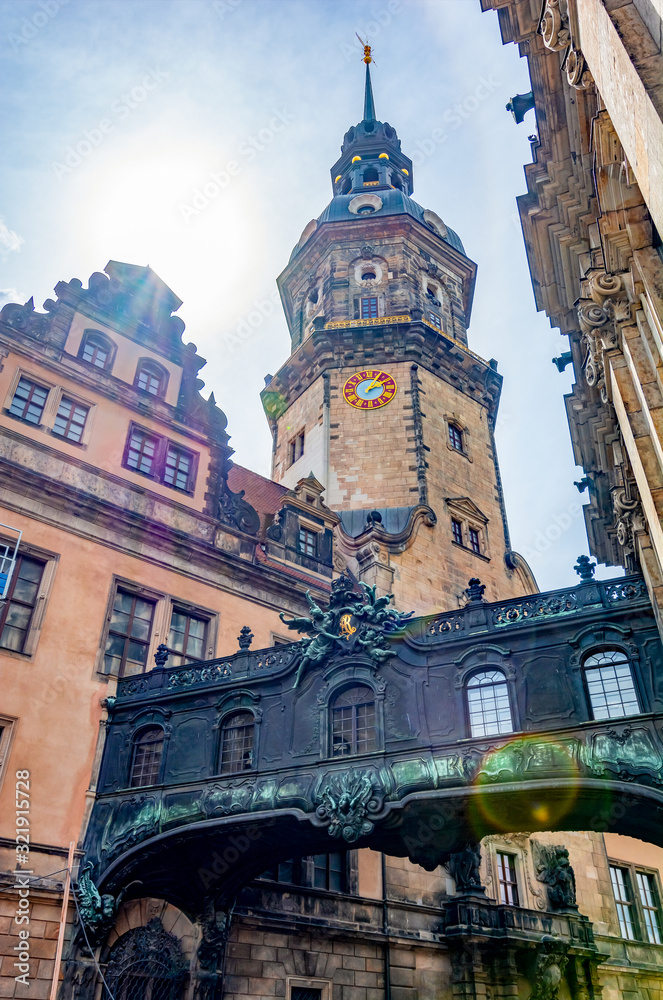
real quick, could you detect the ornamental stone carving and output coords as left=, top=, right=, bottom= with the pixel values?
left=578, top=271, right=632, bottom=402
left=531, top=936, right=569, bottom=1000
left=315, top=769, right=383, bottom=842
left=565, top=47, right=592, bottom=90
left=538, top=0, right=570, bottom=51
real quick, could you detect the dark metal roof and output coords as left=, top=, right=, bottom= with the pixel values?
left=290, top=189, right=466, bottom=260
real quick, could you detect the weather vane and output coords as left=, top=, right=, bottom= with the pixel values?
left=356, top=34, right=376, bottom=66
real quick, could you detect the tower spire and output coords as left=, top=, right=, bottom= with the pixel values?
left=358, top=37, right=376, bottom=122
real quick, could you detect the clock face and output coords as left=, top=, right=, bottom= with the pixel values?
left=343, top=370, right=397, bottom=409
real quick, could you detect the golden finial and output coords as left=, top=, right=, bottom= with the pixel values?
left=356, top=33, right=373, bottom=64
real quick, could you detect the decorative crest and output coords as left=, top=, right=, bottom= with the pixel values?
left=279, top=571, right=413, bottom=688
left=315, top=769, right=383, bottom=842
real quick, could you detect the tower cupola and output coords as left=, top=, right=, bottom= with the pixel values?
left=330, top=61, right=413, bottom=198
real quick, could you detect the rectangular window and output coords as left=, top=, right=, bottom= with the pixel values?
left=469, top=528, right=481, bottom=554
left=8, top=377, right=49, bottom=426
left=124, top=425, right=198, bottom=493
left=313, top=853, right=346, bottom=893
left=361, top=296, right=378, bottom=319
left=299, top=528, right=317, bottom=557
left=452, top=519, right=463, bottom=545
left=429, top=312, right=441, bottom=329
left=126, top=426, right=159, bottom=476
left=288, top=430, right=305, bottom=467
left=610, top=865, right=638, bottom=939
left=260, top=859, right=302, bottom=884
left=0, top=555, right=45, bottom=653
left=52, top=397, right=89, bottom=443
left=0, top=716, right=17, bottom=789
left=104, top=589, right=156, bottom=676
left=497, top=852, right=519, bottom=905
left=291, top=989, right=322, bottom=1000
left=448, top=424, right=463, bottom=451
left=167, top=608, right=207, bottom=666
left=636, top=871, right=663, bottom=944
left=164, top=443, right=194, bottom=491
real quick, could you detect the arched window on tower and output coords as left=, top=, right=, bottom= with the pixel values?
left=342, top=176, right=352, bottom=195
left=363, top=167, right=379, bottom=185
left=331, top=684, right=377, bottom=756
left=583, top=649, right=640, bottom=719
left=219, top=710, right=255, bottom=773
left=466, top=670, right=513, bottom=737
left=130, top=726, right=165, bottom=787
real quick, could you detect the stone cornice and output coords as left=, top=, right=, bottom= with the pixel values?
left=262, top=320, right=502, bottom=422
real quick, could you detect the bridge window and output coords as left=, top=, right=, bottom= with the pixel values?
left=331, top=684, right=377, bottom=756
left=260, top=858, right=302, bottom=884
left=219, top=711, right=254, bottom=773
left=466, top=670, right=513, bottom=737
left=130, top=726, right=164, bottom=787
left=584, top=650, right=639, bottom=719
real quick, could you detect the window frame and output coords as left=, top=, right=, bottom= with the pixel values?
left=609, top=860, right=663, bottom=944
left=165, top=604, right=212, bottom=667
left=0, top=715, right=18, bottom=793
left=0, top=542, right=57, bottom=659
left=129, top=725, right=165, bottom=788
left=299, top=527, right=318, bottom=558
left=98, top=578, right=165, bottom=677
left=51, top=394, right=90, bottom=444
left=465, top=668, right=515, bottom=738
left=448, top=423, right=464, bottom=452
left=78, top=330, right=116, bottom=372
left=469, top=527, right=481, bottom=555
left=134, top=358, right=169, bottom=398
left=582, top=648, right=641, bottom=721
left=330, top=683, right=378, bottom=758
left=287, top=979, right=330, bottom=1000
left=218, top=709, right=256, bottom=775
left=360, top=296, right=379, bottom=319
left=104, top=587, right=157, bottom=678
left=122, top=422, right=198, bottom=495
left=6, top=374, right=51, bottom=427
left=287, top=429, right=305, bottom=468
left=451, top=518, right=463, bottom=546
left=496, top=851, right=520, bottom=906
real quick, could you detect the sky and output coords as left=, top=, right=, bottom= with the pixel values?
left=0, top=0, right=617, bottom=593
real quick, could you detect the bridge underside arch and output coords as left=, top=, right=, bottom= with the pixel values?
left=96, top=778, right=663, bottom=914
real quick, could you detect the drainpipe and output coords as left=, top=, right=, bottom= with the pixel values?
left=381, top=853, right=391, bottom=1000
left=322, top=372, right=331, bottom=492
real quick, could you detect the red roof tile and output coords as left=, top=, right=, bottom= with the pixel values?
left=227, top=464, right=288, bottom=518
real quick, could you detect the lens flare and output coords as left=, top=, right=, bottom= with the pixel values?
left=467, top=735, right=586, bottom=836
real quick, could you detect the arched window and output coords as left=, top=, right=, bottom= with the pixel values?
left=363, top=167, right=379, bottom=184
left=219, top=711, right=254, bottom=774
left=130, top=726, right=164, bottom=788
left=584, top=649, right=640, bottom=719
left=448, top=423, right=464, bottom=452
left=79, top=330, right=114, bottom=370
left=135, top=359, right=168, bottom=397
left=104, top=918, right=186, bottom=1000
left=466, top=670, right=513, bottom=737
left=331, top=684, right=376, bottom=756
left=341, top=176, right=352, bottom=195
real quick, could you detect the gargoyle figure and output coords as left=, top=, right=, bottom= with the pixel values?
left=197, top=898, right=229, bottom=971
left=280, top=572, right=413, bottom=688
left=316, top=770, right=380, bottom=842
left=76, top=863, right=120, bottom=947
left=534, top=844, right=577, bottom=910
left=446, top=843, right=484, bottom=893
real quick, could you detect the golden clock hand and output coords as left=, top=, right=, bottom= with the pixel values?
left=366, top=377, right=384, bottom=391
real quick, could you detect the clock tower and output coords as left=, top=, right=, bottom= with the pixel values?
left=262, top=56, right=536, bottom=612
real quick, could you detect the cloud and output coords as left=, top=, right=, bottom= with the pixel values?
left=0, top=288, right=21, bottom=306
left=0, top=219, right=24, bottom=257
